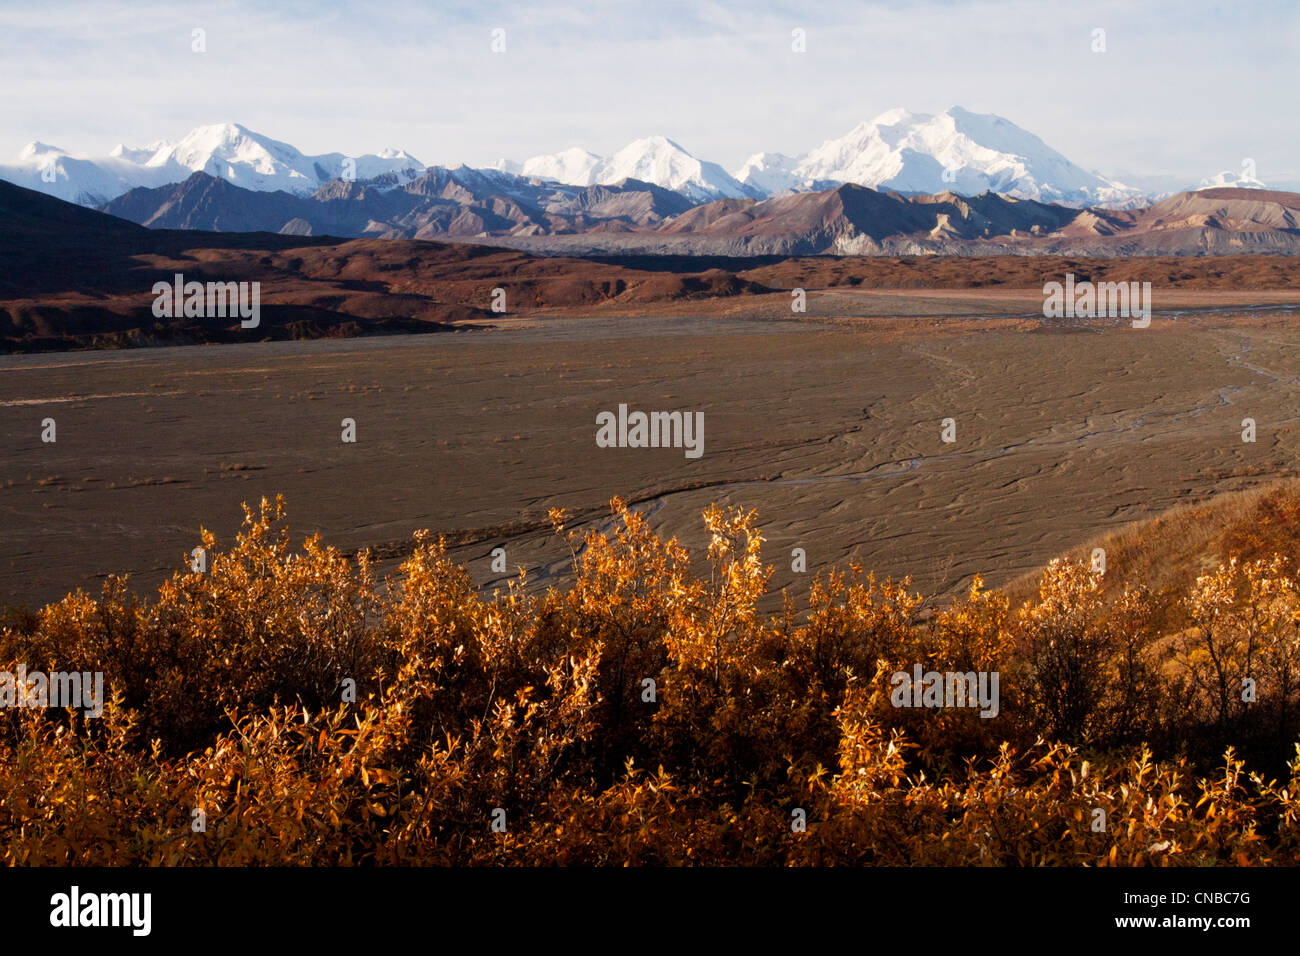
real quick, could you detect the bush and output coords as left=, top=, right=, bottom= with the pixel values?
left=2, top=496, right=1299, bottom=865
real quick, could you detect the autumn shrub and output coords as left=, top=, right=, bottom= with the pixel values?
left=3, top=495, right=1300, bottom=865
left=1175, top=555, right=1300, bottom=764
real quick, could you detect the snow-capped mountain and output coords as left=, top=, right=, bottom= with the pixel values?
left=496, top=109, right=1149, bottom=207
left=504, top=136, right=751, bottom=202
left=733, top=107, right=1146, bottom=207
left=149, top=124, right=425, bottom=193
left=526, top=147, right=601, bottom=183
left=2, top=141, right=163, bottom=206
left=593, top=137, right=750, bottom=201
left=3, top=112, right=1236, bottom=214
left=0, top=123, right=425, bottom=206
left=732, top=152, right=807, bottom=197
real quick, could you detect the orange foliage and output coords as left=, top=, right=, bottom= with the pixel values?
left=2, top=496, right=1300, bottom=865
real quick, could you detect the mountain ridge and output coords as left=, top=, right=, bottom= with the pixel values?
left=98, top=172, right=1300, bottom=257
left=0, top=122, right=425, bottom=206
left=4, top=110, right=1274, bottom=211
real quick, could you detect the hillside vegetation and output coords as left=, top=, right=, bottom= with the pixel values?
left=5, top=489, right=1300, bottom=865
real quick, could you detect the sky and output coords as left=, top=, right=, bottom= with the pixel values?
left=0, top=0, right=1296, bottom=187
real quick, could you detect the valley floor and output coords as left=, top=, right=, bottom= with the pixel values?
left=2, top=302, right=1299, bottom=610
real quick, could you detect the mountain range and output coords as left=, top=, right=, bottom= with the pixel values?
left=6, top=174, right=1299, bottom=353
left=100, top=166, right=698, bottom=239
left=92, top=167, right=1300, bottom=257
left=2, top=108, right=1272, bottom=212
left=0, top=124, right=424, bottom=207
left=3, top=110, right=1295, bottom=259
left=730, top=107, right=1146, bottom=207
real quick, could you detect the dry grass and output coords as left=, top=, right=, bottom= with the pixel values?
left=1003, top=477, right=1300, bottom=629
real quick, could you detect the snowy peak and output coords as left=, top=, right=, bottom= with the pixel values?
left=870, top=106, right=918, bottom=125
left=109, top=141, right=166, bottom=164
left=594, top=136, right=749, bottom=201
left=148, top=123, right=316, bottom=191
left=732, top=152, right=802, bottom=196
left=502, top=137, right=751, bottom=201
left=142, top=123, right=425, bottom=193
left=19, top=141, right=68, bottom=161
left=155, top=122, right=279, bottom=167
left=1, top=113, right=1247, bottom=214
left=0, top=124, right=426, bottom=206
left=7, top=141, right=145, bottom=206
left=757, top=106, right=1145, bottom=207
left=520, top=147, right=602, bottom=186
